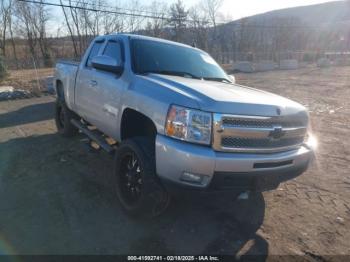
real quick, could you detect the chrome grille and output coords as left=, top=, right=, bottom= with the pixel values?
left=213, top=114, right=307, bottom=153
left=222, top=118, right=304, bottom=128
left=221, top=137, right=304, bottom=149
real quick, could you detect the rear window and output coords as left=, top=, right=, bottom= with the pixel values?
left=86, top=41, right=104, bottom=67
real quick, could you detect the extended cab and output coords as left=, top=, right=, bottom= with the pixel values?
left=54, top=34, right=316, bottom=217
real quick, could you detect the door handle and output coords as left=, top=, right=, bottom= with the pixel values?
left=89, top=80, right=98, bottom=87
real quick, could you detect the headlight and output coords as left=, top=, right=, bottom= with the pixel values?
left=304, top=132, right=318, bottom=150
left=165, top=105, right=212, bottom=145
left=304, top=120, right=318, bottom=150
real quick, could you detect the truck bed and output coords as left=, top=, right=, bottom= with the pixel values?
left=54, top=60, right=80, bottom=109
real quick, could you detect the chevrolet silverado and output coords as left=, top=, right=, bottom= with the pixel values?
left=54, top=34, right=316, bottom=217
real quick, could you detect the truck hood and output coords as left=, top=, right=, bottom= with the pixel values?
left=143, top=74, right=306, bottom=117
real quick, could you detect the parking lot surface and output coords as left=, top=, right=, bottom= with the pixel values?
left=0, top=67, right=349, bottom=258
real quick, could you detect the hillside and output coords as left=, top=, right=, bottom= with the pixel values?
left=204, top=0, right=350, bottom=63
left=233, top=0, right=350, bottom=26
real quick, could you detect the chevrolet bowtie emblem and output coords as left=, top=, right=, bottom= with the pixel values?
left=269, top=125, right=286, bottom=140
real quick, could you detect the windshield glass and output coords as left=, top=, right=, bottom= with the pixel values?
left=131, top=39, right=230, bottom=81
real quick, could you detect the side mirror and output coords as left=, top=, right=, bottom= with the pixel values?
left=91, top=55, right=123, bottom=74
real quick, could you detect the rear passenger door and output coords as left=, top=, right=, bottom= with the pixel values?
left=75, top=39, right=105, bottom=125
left=92, top=39, right=125, bottom=136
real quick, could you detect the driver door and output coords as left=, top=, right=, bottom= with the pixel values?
left=91, top=39, right=125, bottom=137
left=75, top=39, right=105, bottom=125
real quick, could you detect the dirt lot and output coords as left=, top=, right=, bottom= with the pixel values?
left=0, top=68, right=54, bottom=94
left=0, top=66, right=349, bottom=258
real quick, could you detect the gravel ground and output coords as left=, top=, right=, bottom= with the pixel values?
left=0, top=66, right=349, bottom=259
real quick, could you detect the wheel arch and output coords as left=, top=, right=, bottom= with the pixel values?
left=56, top=80, right=64, bottom=100
left=120, top=108, right=158, bottom=141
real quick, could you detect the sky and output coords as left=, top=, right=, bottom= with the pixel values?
left=172, top=0, right=338, bottom=20
left=222, top=0, right=337, bottom=19
left=48, top=0, right=338, bottom=35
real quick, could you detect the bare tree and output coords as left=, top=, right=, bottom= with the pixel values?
left=168, top=0, right=188, bottom=42
left=33, top=0, right=52, bottom=66
left=15, top=1, right=38, bottom=62
left=67, top=0, right=83, bottom=55
left=101, top=0, right=125, bottom=34
left=144, top=1, right=168, bottom=37
left=6, top=0, right=19, bottom=68
left=0, top=0, right=11, bottom=56
left=188, top=5, right=209, bottom=49
left=15, top=0, right=51, bottom=66
left=123, top=0, right=146, bottom=33
left=60, top=0, right=79, bottom=58
left=199, top=0, right=223, bottom=55
left=59, top=0, right=96, bottom=58
left=200, top=0, right=223, bottom=29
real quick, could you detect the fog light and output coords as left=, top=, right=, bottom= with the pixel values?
left=181, top=172, right=203, bottom=184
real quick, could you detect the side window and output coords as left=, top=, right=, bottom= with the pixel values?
left=86, top=41, right=103, bottom=67
left=103, top=41, right=122, bottom=64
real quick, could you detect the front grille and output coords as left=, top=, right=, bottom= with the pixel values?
left=222, top=118, right=304, bottom=128
left=213, top=114, right=307, bottom=153
left=221, top=137, right=304, bottom=149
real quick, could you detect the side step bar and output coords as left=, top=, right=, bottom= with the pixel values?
left=71, top=119, right=115, bottom=154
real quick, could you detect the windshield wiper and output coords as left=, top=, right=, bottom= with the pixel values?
left=203, top=77, right=232, bottom=84
left=139, top=70, right=202, bottom=79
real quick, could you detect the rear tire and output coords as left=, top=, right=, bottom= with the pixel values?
left=114, top=137, right=170, bottom=218
left=55, top=98, right=79, bottom=137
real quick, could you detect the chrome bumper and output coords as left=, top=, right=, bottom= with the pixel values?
left=155, top=135, right=313, bottom=190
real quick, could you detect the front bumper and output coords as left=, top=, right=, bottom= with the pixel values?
left=155, top=135, right=314, bottom=192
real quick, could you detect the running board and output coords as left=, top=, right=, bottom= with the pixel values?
left=71, top=119, right=115, bottom=154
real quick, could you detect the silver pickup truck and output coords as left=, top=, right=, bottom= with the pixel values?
left=54, top=33, right=316, bottom=217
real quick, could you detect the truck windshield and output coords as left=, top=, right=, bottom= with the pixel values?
left=131, top=39, right=231, bottom=83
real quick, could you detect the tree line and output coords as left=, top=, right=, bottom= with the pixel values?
left=0, top=0, right=349, bottom=71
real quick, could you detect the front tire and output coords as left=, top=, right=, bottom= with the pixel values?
left=114, top=137, right=170, bottom=218
left=55, top=98, right=79, bottom=137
